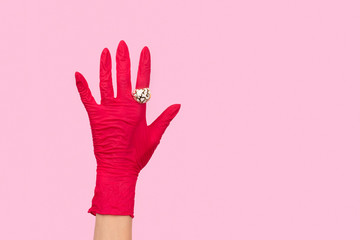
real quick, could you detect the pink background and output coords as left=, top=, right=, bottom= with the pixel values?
left=1, top=0, right=360, bottom=239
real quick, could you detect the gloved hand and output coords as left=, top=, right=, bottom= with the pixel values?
left=75, top=40, right=181, bottom=218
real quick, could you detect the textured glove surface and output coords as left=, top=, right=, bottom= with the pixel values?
left=75, top=40, right=181, bottom=218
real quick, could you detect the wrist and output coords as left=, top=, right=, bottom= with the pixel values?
left=88, top=173, right=138, bottom=218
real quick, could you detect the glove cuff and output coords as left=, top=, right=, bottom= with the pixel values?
left=88, top=174, right=138, bottom=218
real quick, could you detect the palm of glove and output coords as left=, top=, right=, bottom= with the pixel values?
left=76, top=40, right=181, bottom=178
left=86, top=98, right=154, bottom=175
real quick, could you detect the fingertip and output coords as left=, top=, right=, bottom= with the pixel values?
left=101, top=47, right=111, bottom=59
left=75, top=72, right=87, bottom=92
left=143, top=46, right=150, bottom=55
left=170, top=104, right=181, bottom=118
left=75, top=71, right=84, bottom=80
left=75, top=72, right=82, bottom=84
left=142, top=46, right=150, bottom=59
left=117, top=40, right=129, bottom=60
left=144, top=47, right=150, bottom=64
left=174, top=103, right=181, bottom=111
left=101, top=48, right=112, bottom=71
left=102, top=47, right=110, bottom=54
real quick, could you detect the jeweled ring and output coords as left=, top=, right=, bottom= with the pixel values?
left=132, top=88, right=151, bottom=104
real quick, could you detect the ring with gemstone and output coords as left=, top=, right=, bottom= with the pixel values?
left=132, top=88, right=151, bottom=104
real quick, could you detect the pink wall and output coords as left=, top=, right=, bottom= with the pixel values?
left=1, top=0, right=360, bottom=239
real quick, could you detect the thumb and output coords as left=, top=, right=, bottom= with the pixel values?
left=148, top=103, right=181, bottom=144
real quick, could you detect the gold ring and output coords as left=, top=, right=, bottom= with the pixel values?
left=132, top=88, right=151, bottom=104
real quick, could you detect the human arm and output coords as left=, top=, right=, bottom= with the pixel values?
left=94, top=214, right=132, bottom=240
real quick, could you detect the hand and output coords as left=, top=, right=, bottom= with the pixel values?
left=75, top=40, right=181, bottom=218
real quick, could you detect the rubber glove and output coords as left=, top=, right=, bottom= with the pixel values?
left=75, top=40, right=181, bottom=218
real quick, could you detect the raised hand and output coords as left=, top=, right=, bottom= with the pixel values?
left=75, top=40, right=181, bottom=217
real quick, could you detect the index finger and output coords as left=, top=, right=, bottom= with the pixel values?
left=135, top=46, right=151, bottom=89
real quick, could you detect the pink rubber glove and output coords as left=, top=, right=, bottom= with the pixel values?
left=75, top=40, right=181, bottom=218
